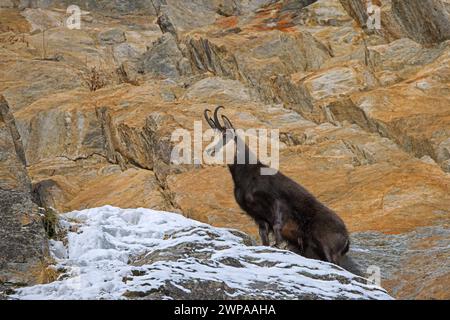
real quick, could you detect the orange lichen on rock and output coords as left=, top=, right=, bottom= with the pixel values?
left=215, top=16, right=239, bottom=29
left=0, top=9, right=31, bottom=33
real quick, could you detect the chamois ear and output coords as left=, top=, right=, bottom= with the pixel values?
left=221, top=115, right=234, bottom=130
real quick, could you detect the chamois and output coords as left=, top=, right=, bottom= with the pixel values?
left=204, top=106, right=350, bottom=266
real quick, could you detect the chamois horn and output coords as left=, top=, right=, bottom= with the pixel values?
left=213, top=106, right=225, bottom=131
left=204, top=109, right=216, bottom=129
left=221, top=114, right=234, bottom=130
left=204, top=106, right=227, bottom=131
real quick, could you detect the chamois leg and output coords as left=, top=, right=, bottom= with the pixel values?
left=257, top=220, right=270, bottom=246
left=287, top=240, right=303, bottom=255
left=315, top=235, right=349, bottom=265
left=296, top=236, right=304, bottom=255
left=273, top=201, right=285, bottom=247
left=311, top=238, right=336, bottom=264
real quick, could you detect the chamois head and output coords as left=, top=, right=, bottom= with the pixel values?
left=204, top=106, right=236, bottom=157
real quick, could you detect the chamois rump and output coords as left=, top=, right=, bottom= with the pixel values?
left=204, top=106, right=350, bottom=266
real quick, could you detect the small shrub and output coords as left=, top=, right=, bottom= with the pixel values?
left=82, top=66, right=108, bottom=92
left=42, top=207, right=58, bottom=239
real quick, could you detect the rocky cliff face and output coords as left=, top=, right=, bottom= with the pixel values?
left=0, top=0, right=449, bottom=299
left=0, top=95, right=49, bottom=289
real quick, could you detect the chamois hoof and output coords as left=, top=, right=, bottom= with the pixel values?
left=273, top=242, right=288, bottom=250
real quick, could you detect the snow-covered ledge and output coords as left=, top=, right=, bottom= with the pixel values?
left=11, top=206, right=392, bottom=300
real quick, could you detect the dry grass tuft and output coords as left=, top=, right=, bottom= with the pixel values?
left=82, top=65, right=109, bottom=92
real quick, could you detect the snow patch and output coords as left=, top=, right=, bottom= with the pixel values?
left=12, top=206, right=392, bottom=300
